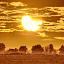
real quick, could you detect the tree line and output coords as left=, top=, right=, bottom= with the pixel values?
left=0, top=43, right=64, bottom=55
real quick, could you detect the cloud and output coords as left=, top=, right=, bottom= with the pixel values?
left=54, top=37, right=64, bottom=40
left=0, top=1, right=64, bottom=35
left=10, top=2, right=27, bottom=6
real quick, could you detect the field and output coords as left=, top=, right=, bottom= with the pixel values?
left=0, top=54, right=64, bottom=64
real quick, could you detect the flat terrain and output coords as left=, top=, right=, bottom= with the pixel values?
left=0, top=54, right=64, bottom=64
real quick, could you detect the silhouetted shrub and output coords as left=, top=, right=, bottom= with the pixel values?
left=59, top=45, right=64, bottom=54
left=48, top=44, right=54, bottom=53
left=0, top=43, right=5, bottom=51
left=19, top=46, right=27, bottom=54
left=31, top=44, right=44, bottom=54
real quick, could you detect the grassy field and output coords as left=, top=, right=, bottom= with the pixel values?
left=0, top=54, right=64, bottom=64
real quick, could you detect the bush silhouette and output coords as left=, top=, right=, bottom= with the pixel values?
left=48, top=44, right=54, bottom=53
left=19, top=46, right=27, bottom=54
left=31, top=44, right=44, bottom=54
left=0, top=43, right=5, bottom=51
left=59, top=45, right=64, bottom=54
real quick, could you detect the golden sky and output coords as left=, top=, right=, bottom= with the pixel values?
left=0, top=0, right=64, bottom=7
left=0, top=1, right=64, bottom=49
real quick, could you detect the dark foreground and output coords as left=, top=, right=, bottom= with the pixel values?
left=0, top=54, right=64, bottom=64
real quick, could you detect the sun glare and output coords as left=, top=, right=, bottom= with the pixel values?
left=22, top=16, right=42, bottom=31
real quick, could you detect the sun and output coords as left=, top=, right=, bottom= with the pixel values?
left=22, top=15, right=42, bottom=31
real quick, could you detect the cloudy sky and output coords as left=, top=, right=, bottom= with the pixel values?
left=0, top=0, right=64, bottom=7
left=0, top=1, right=64, bottom=49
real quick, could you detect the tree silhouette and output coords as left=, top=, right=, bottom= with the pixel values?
left=31, top=44, right=44, bottom=54
left=59, top=45, right=64, bottom=54
left=19, top=46, right=27, bottom=54
left=6, top=48, right=19, bottom=55
left=45, top=46, right=49, bottom=54
left=8, top=48, right=18, bottom=52
left=0, top=43, right=5, bottom=51
left=48, top=44, right=54, bottom=53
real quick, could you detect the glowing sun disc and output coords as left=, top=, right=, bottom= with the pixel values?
left=22, top=16, right=42, bottom=31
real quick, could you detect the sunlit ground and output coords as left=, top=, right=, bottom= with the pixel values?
left=22, top=16, right=42, bottom=32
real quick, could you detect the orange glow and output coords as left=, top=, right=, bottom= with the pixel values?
left=22, top=16, right=42, bottom=31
